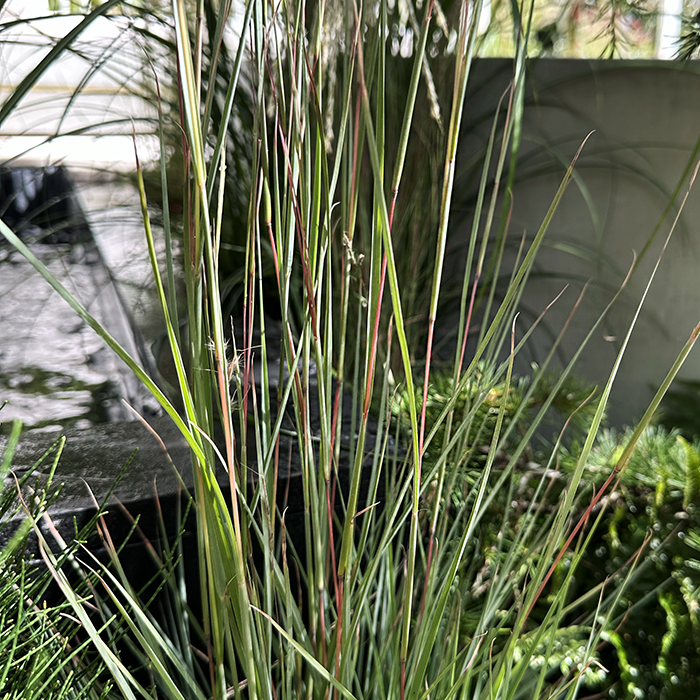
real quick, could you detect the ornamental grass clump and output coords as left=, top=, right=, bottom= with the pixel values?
left=3, top=1, right=700, bottom=699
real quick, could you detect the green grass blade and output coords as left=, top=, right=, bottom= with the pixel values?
left=0, top=0, right=122, bottom=128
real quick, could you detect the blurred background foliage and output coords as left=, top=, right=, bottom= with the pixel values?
left=555, top=426, right=700, bottom=698
left=38, top=0, right=700, bottom=59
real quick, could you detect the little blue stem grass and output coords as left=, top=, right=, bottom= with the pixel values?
left=3, top=0, right=700, bottom=698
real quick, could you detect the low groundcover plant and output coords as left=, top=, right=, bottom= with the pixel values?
left=0, top=420, right=113, bottom=699
left=3, top=1, right=700, bottom=699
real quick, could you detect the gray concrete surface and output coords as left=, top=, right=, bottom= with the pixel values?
left=449, top=58, right=700, bottom=428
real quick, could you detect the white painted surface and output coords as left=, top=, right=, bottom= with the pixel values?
left=0, top=0, right=158, bottom=169
left=656, top=0, right=683, bottom=59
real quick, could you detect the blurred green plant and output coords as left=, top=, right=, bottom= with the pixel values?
left=657, top=378, right=700, bottom=439
left=675, top=9, right=700, bottom=60
left=395, top=364, right=599, bottom=464
left=0, top=420, right=112, bottom=699
left=551, top=425, right=700, bottom=698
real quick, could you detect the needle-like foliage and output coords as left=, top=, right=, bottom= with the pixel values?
left=0, top=420, right=113, bottom=700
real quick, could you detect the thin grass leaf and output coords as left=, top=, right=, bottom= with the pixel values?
left=0, top=0, right=122, bottom=127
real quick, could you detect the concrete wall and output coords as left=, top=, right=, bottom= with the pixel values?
left=453, top=58, right=700, bottom=427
